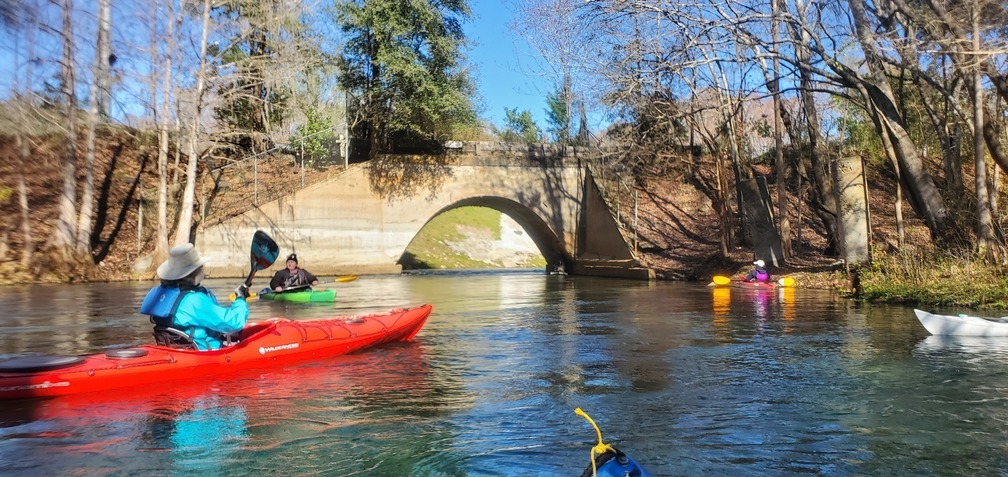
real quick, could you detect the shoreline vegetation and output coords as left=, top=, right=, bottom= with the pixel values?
left=859, top=249, right=1008, bottom=311
left=5, top=245, right=1007, bottom=312
left=0, top=132, right=1004, bottom=311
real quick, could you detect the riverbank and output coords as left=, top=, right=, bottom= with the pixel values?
left=628, top=172, right=1008, bottom=311
left=4, top=131, right=1004, bottom=310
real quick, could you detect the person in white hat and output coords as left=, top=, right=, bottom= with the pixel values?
left=139, top=243, right=250, bottom=350
left=743, top=259, right=771, bottom=283
left=269, top=253, right=319, bottom=292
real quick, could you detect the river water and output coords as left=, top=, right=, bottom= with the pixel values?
left=0, top=270, right=1006, bottom=476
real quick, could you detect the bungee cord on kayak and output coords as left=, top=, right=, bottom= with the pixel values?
left=575, top=407, right=653, bottom=477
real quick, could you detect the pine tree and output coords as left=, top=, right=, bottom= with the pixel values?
left=335, top=0, right=477, bottom=159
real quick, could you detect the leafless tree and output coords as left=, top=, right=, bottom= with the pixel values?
left=154, top=0, right=177, bottom=262
left=52, top=0, right=80, bottom=257
left=75, top=0, right=112, bottom=255
left=173, top=0, right=212, bottom=245
left=512, top=0, right=600, bottom=142
left=4, top=0, right=37, bottom=266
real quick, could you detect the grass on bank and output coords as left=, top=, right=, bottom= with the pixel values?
left=399, top=206, right=546, bottom=270
left=859, top=248, right=1008, bottom=310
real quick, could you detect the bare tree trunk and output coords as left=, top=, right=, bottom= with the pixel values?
left=707, top=63, right=748, bottom=244
left=917, top=59, right=965, bottom=205
left=716, top=151, right=731, bottom=257
left=847, top=0, right=951, bottom=242
left=972, top=2, right=999, bottom=261
left=857, top=82, right=907, bottom=247
left=771, top=0, right=790, bottom=261
left=75, top=0, right=111, bottom=256
left=983, top=109, right=1008, bottom=178
left=10, top=3, right=35, bottom=266
left=790, top=0, right=839, bottom=254
left=53, top=0, right=78, bottom=253
left=170, top=0, right=184, bottom=193
left=17, top=133, right=33, bottom=266
left=155, top=0, right=176, bottom=258
left=172, top=97, right=182, bottom=189
left=174, top=0, right=212, bottom=245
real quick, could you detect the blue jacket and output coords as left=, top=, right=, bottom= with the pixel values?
left=141, top=284, right=249, bottom=350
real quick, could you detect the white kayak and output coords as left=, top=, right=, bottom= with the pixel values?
left=914, top=309, right=1008, bottom=337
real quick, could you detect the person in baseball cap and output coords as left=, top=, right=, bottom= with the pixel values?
left=743, top=259, right=771, bottom=283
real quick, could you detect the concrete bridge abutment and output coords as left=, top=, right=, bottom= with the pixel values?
left=197, top=150, right=653, bottom=281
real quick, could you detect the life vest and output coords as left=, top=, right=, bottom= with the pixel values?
left=140, top=282, right=212, bottom=329
left=284, top=270, right=308, bottom=289
left=755, top=270, right=770, bottom=282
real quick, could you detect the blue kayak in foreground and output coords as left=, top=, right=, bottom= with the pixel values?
left=575, top=407, right=653, bottom=477
left=579, top=447, right=652, bottom=477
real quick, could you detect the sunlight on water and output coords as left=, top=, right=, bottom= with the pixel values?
left=2, top=273, right=1008, bottom=475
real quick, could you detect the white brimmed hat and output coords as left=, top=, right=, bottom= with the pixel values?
left=753, top=259, right=765, bottom=268
left=157, top=243, right=209, bottom=280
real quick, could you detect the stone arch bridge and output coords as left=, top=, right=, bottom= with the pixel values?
left=197, top=145, right=654, bottom=280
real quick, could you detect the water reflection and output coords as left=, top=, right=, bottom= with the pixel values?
left=2, top=274, right=1008, bottom=475
left=0, top=339, right=439, bottom=476
left=166, top=397, right=248, bottom=475
left=708, top=285, right=799, bottom=339
left=916, top=334, right=1008, bottom=355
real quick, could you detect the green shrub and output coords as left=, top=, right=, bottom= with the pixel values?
left=859, top=247, right=1008, bottom=309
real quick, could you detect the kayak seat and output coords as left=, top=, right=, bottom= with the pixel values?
left=153, top=326, right=197, bottom=350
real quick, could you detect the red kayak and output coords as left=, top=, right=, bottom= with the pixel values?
left=0, top=304, right=432, bottom=400
left=731, top=281, right=777, bottom=290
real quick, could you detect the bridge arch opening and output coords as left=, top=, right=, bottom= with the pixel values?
left=398, top=198, right=569, bottom=271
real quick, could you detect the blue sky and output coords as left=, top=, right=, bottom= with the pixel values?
left=0, top=1, right=554, bottom=132
left=463, top=0, right=551, bottom=129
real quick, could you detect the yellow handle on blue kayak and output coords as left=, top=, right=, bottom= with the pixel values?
left=575, top=407, right=616, bottom=477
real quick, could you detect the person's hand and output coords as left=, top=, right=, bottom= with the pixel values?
left=311, top=280, right=318, bottom=285
left=274, top=286, right=283, bottom=292
left=234, top=284, right=250, bottom=299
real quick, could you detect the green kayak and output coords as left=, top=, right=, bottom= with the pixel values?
left=260, top=288, right=336, bottom=303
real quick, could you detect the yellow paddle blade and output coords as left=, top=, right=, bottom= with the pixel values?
left=712, top=275, right=731, bottom=286
left=335, top=275, right=359, bottom=283
left=778, top=277, right=795, bottom=287
left=229, top=291, right=260, bottom=302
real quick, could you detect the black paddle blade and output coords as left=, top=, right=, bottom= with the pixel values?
left=250, top=230, right=280, bottom=271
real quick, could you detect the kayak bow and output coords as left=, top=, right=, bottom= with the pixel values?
left=914, top=309, right=1008, bottom=337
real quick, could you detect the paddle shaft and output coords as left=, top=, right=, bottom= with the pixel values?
left=236, top=275, right=358, bottom=301
left=243, top=264, right=258, bottom=288
left=270, top=275, right=358, bottom=292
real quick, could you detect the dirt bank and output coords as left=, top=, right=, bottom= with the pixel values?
left=0, top=130, right=924, bottom=289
